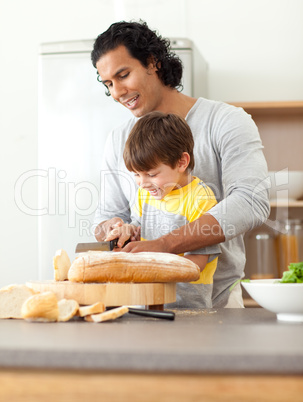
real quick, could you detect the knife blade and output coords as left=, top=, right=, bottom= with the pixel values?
left=75, top=238, right=131, bottom=253
left=75, top=239, right=118, bottom=253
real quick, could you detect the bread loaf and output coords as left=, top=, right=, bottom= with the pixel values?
left=68, top=251, right=200, bottom=283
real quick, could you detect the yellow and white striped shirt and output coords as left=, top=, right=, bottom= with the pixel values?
left=131, top=176, right=220, bottom=285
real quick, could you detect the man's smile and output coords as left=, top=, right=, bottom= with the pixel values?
left=123, top=95, right=139, bottom=108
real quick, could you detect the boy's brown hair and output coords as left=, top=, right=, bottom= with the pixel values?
left=123, top=111, right=195, bottom=173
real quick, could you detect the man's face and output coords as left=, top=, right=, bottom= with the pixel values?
left=96, top=45, right=166, bottom=118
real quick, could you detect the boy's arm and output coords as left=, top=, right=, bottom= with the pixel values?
left=183, top=253, right=209, bottom=273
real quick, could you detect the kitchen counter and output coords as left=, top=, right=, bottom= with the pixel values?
left=1, top=308, right=303, bottom=402
left=1, top=307, right=303, bottom=373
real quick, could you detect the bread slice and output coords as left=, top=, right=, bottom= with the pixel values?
left=53, top=249, right=71, bottom=281
left=85, top=306, right=129, bottom=323
left=21, top=291, right=59, bottom=322
left=68, top=251, right=200, bottom=283
left=58, top=299, right=79, bottom=322
left=0, top=284, right=36, bottom=319
left=78, top=302, right=105, bottom=317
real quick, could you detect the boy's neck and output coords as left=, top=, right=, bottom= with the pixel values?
left=174, top=173, right=193, bottom=190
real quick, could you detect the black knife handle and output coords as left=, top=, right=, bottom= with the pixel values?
left=110, top=238, right=131, bottom=250
left=110, top=239, right=119, bottom=249
left=128, top=308, right=175, bottom=321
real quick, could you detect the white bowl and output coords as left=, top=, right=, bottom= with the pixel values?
left=242, top=279, right=303, bottom=322
left=268, top=170, right=303, bottom=201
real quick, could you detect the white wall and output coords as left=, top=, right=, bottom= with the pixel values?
left=0, top=0, right=302, bottom=287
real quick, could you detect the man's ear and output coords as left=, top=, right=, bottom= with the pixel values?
left=178, top=152, right=190, bottom=173
left=147, top=55, right=159, bottom=72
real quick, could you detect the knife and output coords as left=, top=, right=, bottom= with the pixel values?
left=128, top=308, right=175, bottom=321
left=75, top=238, right=130, bottom=253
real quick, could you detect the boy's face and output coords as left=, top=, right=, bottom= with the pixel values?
left=134, top=163, right=189, bottom=200
left=96, top=45, right=166, bottom=118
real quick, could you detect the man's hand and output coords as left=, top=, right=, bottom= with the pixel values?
left=94, top=217, right=124, bottom=241
left=120, top=237, right=167, bottom=253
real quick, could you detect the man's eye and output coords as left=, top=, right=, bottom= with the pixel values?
left=120, top=72, right=129, bottom=79
left=148, top=174, right=156, bottom=177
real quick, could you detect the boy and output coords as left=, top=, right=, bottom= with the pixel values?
left=105, top=111, right=221, bottom=307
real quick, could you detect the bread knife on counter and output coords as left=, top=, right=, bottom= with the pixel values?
left=128, top=307, right=175, bottom=321
left=105, top=307, right=175, bottom=321
left=75, top=239, right=131, bottom=253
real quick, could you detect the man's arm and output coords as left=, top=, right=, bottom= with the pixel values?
left=93, top=121, right=138, bottom=241
left=122, top=213, right=224, bottom=254
left=183, top=253, right=209, bottom=273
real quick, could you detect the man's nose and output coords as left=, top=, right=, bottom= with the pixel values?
left=111, top=82, right=127, bottom=101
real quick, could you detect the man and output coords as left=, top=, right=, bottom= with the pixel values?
left=91, top=21, right=270, bottom=308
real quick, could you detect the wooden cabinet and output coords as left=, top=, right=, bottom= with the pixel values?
left=231, top=101, right=303, bottom=172
left=230, top=100, right=303, bottom=210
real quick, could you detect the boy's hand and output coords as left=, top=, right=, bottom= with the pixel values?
left=105, top=223, right=138, bottom=248
left=94, top=217, right=124, bottom=241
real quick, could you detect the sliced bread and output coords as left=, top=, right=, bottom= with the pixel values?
left=58, top=299, right=79, bottom=322
left=21, top=291, right=59, bottom=322
left=78, top=302, right=105, bottom=317
left=0, top=284, right=36, bottom=319
left=85, top=306, right=129, bottom=323
left=53, top=249, right=71, bottom=281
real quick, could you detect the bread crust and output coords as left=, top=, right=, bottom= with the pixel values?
left=68, top=251, right=200, bottom=283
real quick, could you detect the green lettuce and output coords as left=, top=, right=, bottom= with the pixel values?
left=280, top=261, right=303, bottom=283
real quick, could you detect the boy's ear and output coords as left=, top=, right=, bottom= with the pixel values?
left=178, top=152, right=190, bottom=172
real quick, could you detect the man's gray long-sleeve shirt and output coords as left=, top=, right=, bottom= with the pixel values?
left=94, top=98, right=270, bottom=307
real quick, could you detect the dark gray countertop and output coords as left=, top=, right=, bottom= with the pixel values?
left=1, top=308, right=303, bottom=374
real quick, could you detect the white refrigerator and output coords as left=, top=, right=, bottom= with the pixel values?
left=37, top=38, right=206, bottom=280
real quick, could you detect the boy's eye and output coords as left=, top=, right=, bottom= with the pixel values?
left=120, top=72, right=129, bottom=79
left=148, top=174, right=156, bottom=178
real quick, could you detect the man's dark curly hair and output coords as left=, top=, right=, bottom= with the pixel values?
left=91, top=20, right=183, bottom=95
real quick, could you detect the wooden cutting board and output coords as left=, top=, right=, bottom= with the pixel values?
left=26, top=280, right=176, bottom=307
